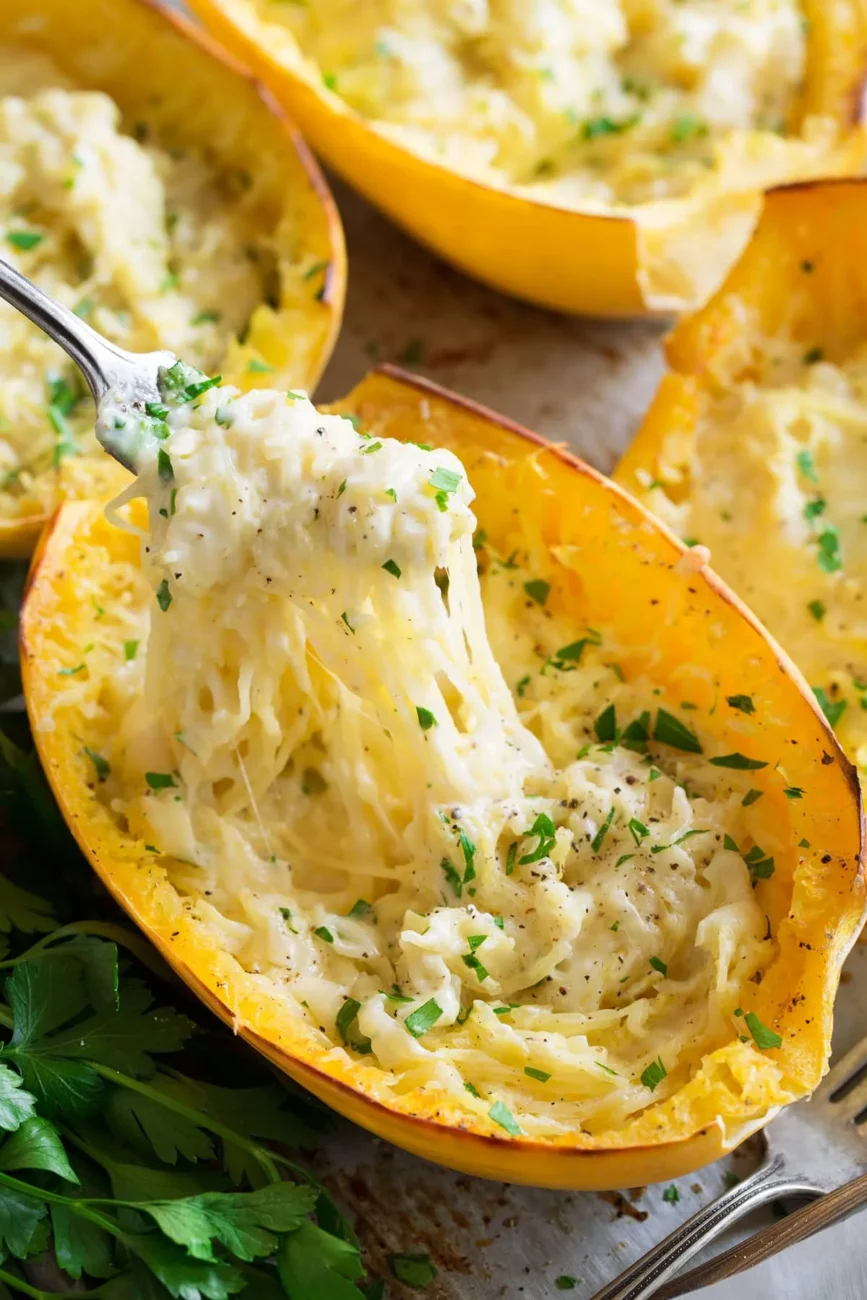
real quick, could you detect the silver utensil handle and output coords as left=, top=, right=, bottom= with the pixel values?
left=591, top=1157, right=823, bottom=1300
left=0, top=255, right=122, bottom=401
left=657, top=1170, right=867, bottom=1297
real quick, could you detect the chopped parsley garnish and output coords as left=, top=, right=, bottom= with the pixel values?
left=581, top=115, right=639, bottom=139
left=742, top=788, right=763, bottom=807
left=524, top=1066, right=551, bottom=1083
left=385, top=487, right=397, bottom=502
left=808, top=599, right=826, bottom=622
left=83, top=748, right=110, bottom=781
left=382, top=558, right=401, bottom=579
left=348, top=899, right=373, bottom=918
left=6, top=230, right=43, bottom=251
left=813, top=686, right=846, bottom=728
left=156, top=579, right=172, bottom=611
left=488, top=1100, right=521, bottom=1136
left=145, top=772, right=175, bottom=790
left=389, top=1254, right=438, bottom=1289
left=191, top=309, right=221, bottom=325
left=360, top=440, right=383, bottom=455
left=799, top=838, right=811, bottom=849
left=523, top=579, right=550, bottom=606
left=744, top=1011, right=782, bottom=1050
left=591, top=806, right=615, bottom=854
left=58, top=664, right=84, bottom=677
left=662, top=1185, right=680, bottom=1204
left=441, top=858, right=464, bottom=897
left=157, top=449, right=173, bottom=482
left=464, top=1081, right=481, bottom=1098
left=804, top=346, right=824, bottom=365
left=610, top=920, right=620, bottom=931
left=278, top=907, right=297, bottom=933
left=723, top=834, right=740, bottom=852
left=622, top=711, right=650, bottom=751
left=784, top=786, right=804, bottom=800
left=505, top=842, right=518, bottom=875
left=726, top=694, right=755, bottom=715
left=493, top=1005, right=518, bottom=1016
left=336, top=998, right=372, bottom=1054
left=615, top=854, right=633, bottom=868
left=313, top=926, right=334, bottom=943
left=416, top=706, right=437, bottom=731
left=301, top=767, right=327, bottom=795
left=340, top=610, right=355, bottom=634
left=594, top=704, right=617, bottom=743
left=467, top=934, right=487, bottom=951
left=214, top=406, right=234, bottom=428
left=653, top=708, right=702, bottom=753
left=458, top=830, right=476, bottom=880
left=744, top=844, right=775, bottom=881
left=555, top=1276, right=578, bottom=1291
left=516, top=675, right=531, bottom=697
left=429, top=467, right=461, bottom=497
left=247, top=358, right=274, bottom=374
left=796, top=449, right=818, bottom=483
left=640, top=1057, right=667, bottom=1091
left=404, top=998, right=443, bottom=1037
left=803, top=497, right=826, bottom=522
left=336, top=479, right=347, bottom=498
left=123, top=640, right=139, bottom=661
left=550, top=629, right=602, bottom=670
left=628, top=817, right=649, bottom=846
left=649, top=956, right=668, bottom=976
left=816, top=525, right=842, bottom=573
left=670, top=114, right=707, bottom=143
left=462, top=953, right=489, bottom=981
left=383, top=985, right=413, bottom=1003
left=710, top=752, right=767, bottom=771
left=520, top=812, right=557, bottom=864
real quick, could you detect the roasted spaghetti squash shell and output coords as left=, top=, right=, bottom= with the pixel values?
left=21, top=368, right=865, bottom=1190
left=186, top=0, right=867, bottom=320
left=0, top=0, right=346, bottom=560
left=616, top=178, right=867, bottom=785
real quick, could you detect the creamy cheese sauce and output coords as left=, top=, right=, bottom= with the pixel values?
left=0, top=71, right=269, bottom=522
left=255, top=0, right=823, bottom=208
left=74, top=374, right=779, bottom=1137
left=638, top=340, right=867, bottom=781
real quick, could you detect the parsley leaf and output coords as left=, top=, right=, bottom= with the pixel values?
left=653, top=709, right=702, bottom=753
left=404, top=999, right=442, bottom=1038
left=524, top=579, right=550, bottom=606
left=390, top=1252, right=438, bottom=1289
left=744, top=1012, right=783, bottom=1050
left=640, top=1057, right=667, bottom=1091
left=488, top=1100, right=521, bottom=1136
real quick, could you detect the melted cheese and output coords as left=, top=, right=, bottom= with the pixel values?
left=254, top=0, right=829, bottom=209
left=0, top=78, right=266, bottom=523
left=65, top=374, right=778, bottom=1138
left=635, top=341, right=867, bottom=780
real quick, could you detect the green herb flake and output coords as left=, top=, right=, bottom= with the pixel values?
left=816, top=526, right=842, bottom=573
left=742, top=788, right=764, bottom=807
left=520, top=812, right=557, bottom=864
left=649, top=956, right=668, bottom=976
left=808, top=599, right=826, bottom=622
left=416, top=706, right=437, bottom=731
left=313, top=926, right=334, bottom=943
left=505, top=842, right=518, bottom=876
left=382, top=558, right=402, bottom=579
left=726, top=694, right=755, bottom=715
left=247, top=358, right=274, bottom=374
left=145, top=771, right=176, bottom=790
left=594, top=704, right=617, bottom=743
left=156, top=579, right=172, bottom=611
left=429, top=467, right=462, bottom=498
left=464, top=1081, right=481, bottom=1098
left=653, top=708, right=702, bottom=753
left=389, top=1253, right=438, bottom=1290
left=628, top=817, right=649, bottom=846
left=524, top=579, right=550, bottom=606
left=797, top=449, right=818, bottom=483
left=813, top=686, right=846, bottom=728
left=710, top=752, right=767, bottom=771
left=404, top=998, right=443, bottom=1038
left=591, top=806, right=616, bottom=854
left=804, top=346, right=824, bottom=365
left=488, top=1100, right=521, bottom=1136
left=83, top=747, right=110, bottom=781
left=524, top=1066, right=551, bottom=1083
left=461, top=953, right=489, bottom=981
left=6, top=230, right=43, bottom=251
left=640, top=1056, right=667, bottom=1091
left=555, top=1276, right=578, bottom=1291
left=662, top=1184, right=680, bottom=1204
left=744, top=1011, right=783, bottom=1050
left=784, top=786, right=804, bottom=800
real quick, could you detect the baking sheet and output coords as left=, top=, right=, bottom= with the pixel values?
left=314, top=179, right=867, bottom=1300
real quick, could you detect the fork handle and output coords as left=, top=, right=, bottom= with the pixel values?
left=590, top=1155, right=823, bottom=1300
left=656, top=1170, right=867, bottom=1296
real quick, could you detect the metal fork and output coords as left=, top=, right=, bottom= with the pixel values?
left=592, top=1032, right=867, bottom=1300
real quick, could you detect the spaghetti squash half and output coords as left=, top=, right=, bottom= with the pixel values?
left=188, top=0, right=867, bottom=315
left=0, top=0, right=344, bottom=557
left=21, top=368, right=864, bottom=1188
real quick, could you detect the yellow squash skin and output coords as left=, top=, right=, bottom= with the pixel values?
left=21, top=369, right=865, bottom=1190
left=187, top=0, right=867, bottom=319
left=617, top=179, right=867, bottom=787
left=1, top=0, right=346, bottom=559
